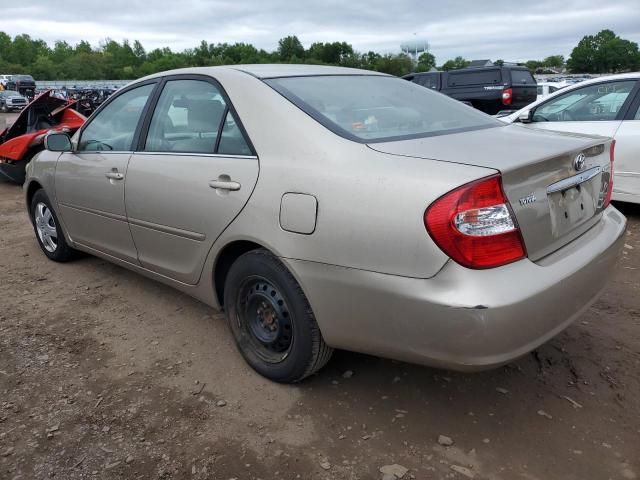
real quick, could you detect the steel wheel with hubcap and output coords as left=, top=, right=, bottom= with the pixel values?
left=224, top=249, right=333, bottom=383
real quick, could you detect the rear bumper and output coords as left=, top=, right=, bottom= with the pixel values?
left=285, top=206, right=626, bottom=370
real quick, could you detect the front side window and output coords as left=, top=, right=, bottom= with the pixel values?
left=267, top=75, right=500, bottom=142
left=79, top=83, right=154, bottom=151
left=533, top=81, right=636, bottom=122
left=145, top=80, right=226, bottom=154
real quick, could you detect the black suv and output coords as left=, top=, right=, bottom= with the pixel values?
left=404, top=66, right=537, bottom=115
left=6, top=75, right=37, bottom=100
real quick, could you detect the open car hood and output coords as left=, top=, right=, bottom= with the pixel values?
left=1, top=91, right=74, bottom=143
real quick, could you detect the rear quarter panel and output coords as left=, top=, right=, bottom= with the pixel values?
left=210, top=69, right=495, bottom=279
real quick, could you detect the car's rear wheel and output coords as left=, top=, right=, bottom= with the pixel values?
left=223, top=249, right=333, bottom=383
left=30, top=189, right=77, bottom=262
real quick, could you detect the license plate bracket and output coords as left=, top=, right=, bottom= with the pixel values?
left=547, top=174, right=600, bottom=238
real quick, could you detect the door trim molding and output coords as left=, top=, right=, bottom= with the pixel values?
left=128, top=217, right=206, bottom=241
left=60, top=202, right=127, bottom=222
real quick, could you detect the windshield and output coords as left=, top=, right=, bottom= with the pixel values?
left=266, top=75, right=500, bottom=142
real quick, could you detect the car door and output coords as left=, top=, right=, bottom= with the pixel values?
left=526, top=79, right=638, bottom=140
left=612, top=90, right=640, bottom=201
left=124, top=76, right=259, bottom=284
left=55, top=82, right=157, bottom=263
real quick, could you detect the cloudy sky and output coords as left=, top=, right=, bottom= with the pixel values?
left=3, top=0, right=640, bottom=62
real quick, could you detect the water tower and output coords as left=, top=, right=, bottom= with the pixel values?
left=400, top=38, right=429, bottom=62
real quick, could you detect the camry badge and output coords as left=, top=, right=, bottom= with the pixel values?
left=519, top=193, right=537, bottom=206
left=574, top=153, right=586, bottom=171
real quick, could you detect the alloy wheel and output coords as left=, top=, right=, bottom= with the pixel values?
left=34, top=202, right=58, bottom=253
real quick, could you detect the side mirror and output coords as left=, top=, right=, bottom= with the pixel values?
left=44, top=132, right=72, bottom=152
left=518, top=110, right=533, bottom=123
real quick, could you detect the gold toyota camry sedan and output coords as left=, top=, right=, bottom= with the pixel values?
left=24, top=65, right=626, bottom=383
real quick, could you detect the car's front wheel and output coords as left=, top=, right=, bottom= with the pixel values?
left=224, top=249, right=333, bottom=383
left=30, top=189, right=77, bottom=262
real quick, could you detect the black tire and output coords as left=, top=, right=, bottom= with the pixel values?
left=0, top=104, right=7, bottom=113
left=30, top=189, right=77, bottom=262
left=224, top=249, right=333, bottom=383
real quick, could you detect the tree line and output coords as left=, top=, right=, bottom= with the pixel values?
left=0, top=29, right=638, bottom=81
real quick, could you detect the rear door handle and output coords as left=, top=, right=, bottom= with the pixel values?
left=105, top=172, right=124, bottom=180
left=209, top=179, right=241, bottom=191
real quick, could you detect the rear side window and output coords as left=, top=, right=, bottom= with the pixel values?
left=144, top=79, right=253, bottom=156
left=217, top=111, right=252, bottom=155
left=415, top=74, right=439, bottom=89
left=267, top=75, right=500, bottom=142
left=145, top=80, right=226, bottom=154
left=510, top=70, right=535, bottom=85
left=447, top=70, right=502, bottom=87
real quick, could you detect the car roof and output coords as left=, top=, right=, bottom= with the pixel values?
left=137, top=64, right=388, bottom=82
left=229, top=64, right=388, bottom=79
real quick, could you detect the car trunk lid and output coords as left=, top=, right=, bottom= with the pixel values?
left=369, top=124, right=613, bottom=261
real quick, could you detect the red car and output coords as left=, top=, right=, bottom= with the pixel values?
left=0, top=91, right=85, bottom=184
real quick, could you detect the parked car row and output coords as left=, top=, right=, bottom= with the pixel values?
left=536, top=81, right=566, bottom=100
left=1, top=74, right=37, bottom=100
left=404, top=65, right=639, bottom=205
left=22, top=65, right=626, bottom=383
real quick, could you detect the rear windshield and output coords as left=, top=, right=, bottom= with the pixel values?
left=266, top=75, right=500, bottom=142
left=510, top=70, right=535, bottom=85
left=447, top=70, right=502, bottom=87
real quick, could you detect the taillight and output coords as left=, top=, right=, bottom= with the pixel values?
left=425, top=175, right=526, bottom=269
left=604, top=140, right=615, bottom=207
left=502, top=88, right=513, bottom=106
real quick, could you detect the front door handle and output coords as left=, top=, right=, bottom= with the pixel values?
left=209, top=178, right=241, bottom=191
left=105, top=171, right=124, bottom=181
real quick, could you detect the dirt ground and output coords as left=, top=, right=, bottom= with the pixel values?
left=1, top=113, right=639, bottom=480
